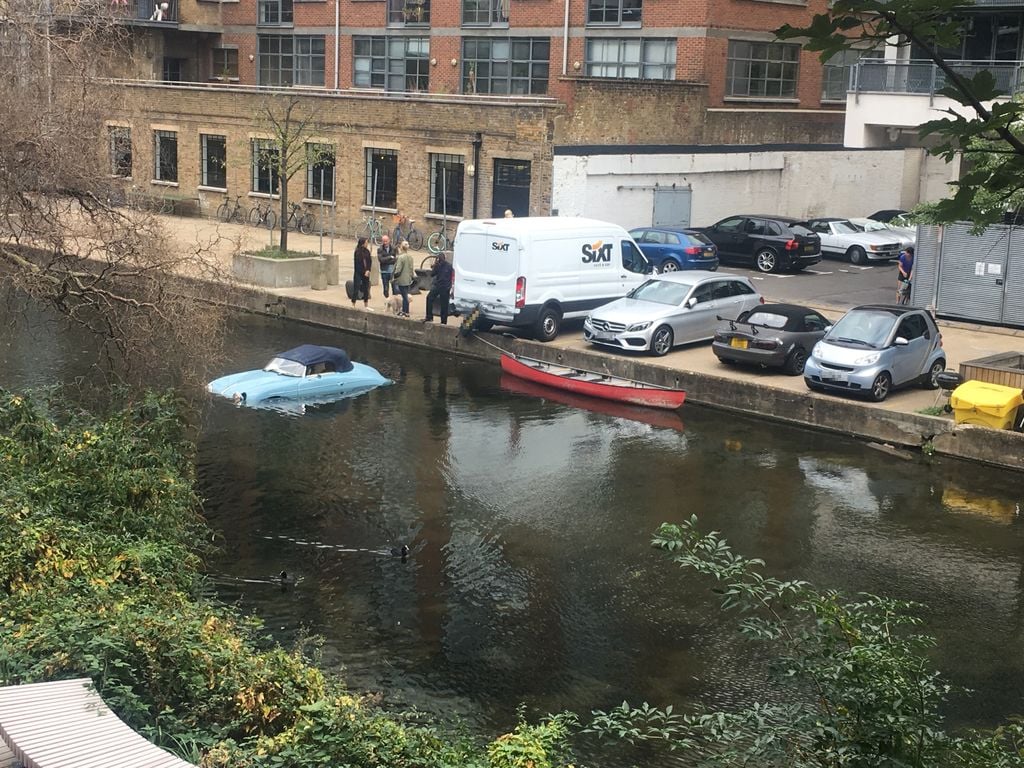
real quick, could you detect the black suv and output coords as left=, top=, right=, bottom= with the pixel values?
left=697, top=215, right=822, bottom=274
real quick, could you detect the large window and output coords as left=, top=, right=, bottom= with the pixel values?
left=462, top=37, right=549, bottom=95
left=153, top=130, right=177, bottom=182
left=587, top=0, right=641, bottom=25
left=162, top=57, right=185, bottom=82
left=252, top=139, right=280, bottom=195
left=388, top=0, right=430, bottom=25
left=201, top=134, right=227, bottom=189
left=258, top=0, right=293, bottom=25
left=212, top=48, right=238, bottom=80
left=353, top=36, right=429, bottom=91
left=726, top=40, right=800, bottom=98
left=307, top=143, right=335, bottom=202
left=258, top=35, right=325, bottom=86
left=463, top=0, right=508, bottom=26
left=585, top=38, right=675, bottom=79
left=108, top=127, right=132, bottom=178
left=365, top=148, right=398, bottom=209
left=429, top=153, right=465, bottom=216
left=821, top=48, right=882, bottom=102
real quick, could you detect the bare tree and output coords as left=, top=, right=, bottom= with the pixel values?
left=0, top=0, right=230, bottom=388
left=254, top=96, right=332, bottom=253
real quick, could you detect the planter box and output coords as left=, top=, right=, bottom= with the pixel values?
left=960, top=352, right=1024, bottom=391
left=232, top=252, right=325, bottom=288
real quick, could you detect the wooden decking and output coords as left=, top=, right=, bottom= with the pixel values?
left=0, top=678, right=196, bottom=768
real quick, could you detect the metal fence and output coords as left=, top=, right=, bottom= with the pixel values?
left=850, top=59, right=1024, bottom=97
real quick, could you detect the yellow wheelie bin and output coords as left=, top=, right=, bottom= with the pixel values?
left=949, top=380, right=1024, bottom=430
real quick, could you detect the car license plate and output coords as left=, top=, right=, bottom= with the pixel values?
left=824, top=372, right=848, bottom=383
left=593, top=331, right=615, bottom=341
left=804, top=244, right=815, bottom=253
left=730, top=338, right=748, bottom=349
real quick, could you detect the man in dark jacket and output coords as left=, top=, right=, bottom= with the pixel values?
left=377, top=234, right=397, bottom=298
left=422, top=252, right=453, bottom=325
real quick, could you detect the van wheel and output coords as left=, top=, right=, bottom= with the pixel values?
left=534, top=306, right=561, bottom=342
left=475, top=318, right=494, bottom=332
left=650, top=325, right=674, bottom=357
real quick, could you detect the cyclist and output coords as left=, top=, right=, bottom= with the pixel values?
left=896, top=245, right=914, bottom=303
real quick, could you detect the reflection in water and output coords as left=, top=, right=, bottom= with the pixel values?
left=4, top=307, right=1024, bottom=755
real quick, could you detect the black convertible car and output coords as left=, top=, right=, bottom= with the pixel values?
left=712, top=303, right=831, bottom=375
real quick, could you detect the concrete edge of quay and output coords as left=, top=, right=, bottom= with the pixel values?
left=204, top=277, right=1024, bottom=474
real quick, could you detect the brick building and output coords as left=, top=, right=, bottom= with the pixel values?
left=105, top=0, right=929, bottom=235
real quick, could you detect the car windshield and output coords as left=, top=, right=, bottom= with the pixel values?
left=684, top=231, right=713, bottom=245
left=827, top=310, right=896, bottom=348
left=628, top=279, right=692, bottom=306
left=854, top=219, right=886, bottom=232
left=832, top=220, right=860, bottom=234
left=742, top=311, right=787, bottom=329
left=264, top=357, right=306, bottom=377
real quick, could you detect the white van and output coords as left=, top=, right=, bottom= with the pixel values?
left=452, top=216, right=651, bottom=341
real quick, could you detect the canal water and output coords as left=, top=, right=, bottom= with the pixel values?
left=4, top=305, right=1024, bottom=755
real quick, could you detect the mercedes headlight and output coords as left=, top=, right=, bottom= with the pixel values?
left=628, top=321, right=652, bottom=332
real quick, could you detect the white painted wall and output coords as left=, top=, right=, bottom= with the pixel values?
left=552, top=148, right=955, bottom=230
left=844, top=92, right=1008, bottom=148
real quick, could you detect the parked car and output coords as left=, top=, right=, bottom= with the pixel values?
left=804, top=305, right=945, bottom=402
left=712, top=303, right=831, bottom=375
left=847, top=216, right=915, bottom=250
left=207, top=345, right=390, bottom=406
left=628, top=227, right=720, bottom=272
left=583, top=272, right=763, bottom=356
left=805, top=217, right=902, bottom=264
left=696, top=215, right=821, bottom=273
left=868, top=209, right=908, bottom=223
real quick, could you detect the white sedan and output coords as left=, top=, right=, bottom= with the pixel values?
left=805, top=217, right=903, bottom=265
left=847, top=216, right=916, bottom=250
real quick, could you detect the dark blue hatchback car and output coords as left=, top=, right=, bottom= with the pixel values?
left=629, top=227, right=720, bottom=272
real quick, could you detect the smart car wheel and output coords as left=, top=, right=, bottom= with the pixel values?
left=650, top=325, right=674, bottom=357
left=869, top=372, right=892, bottom=402
left=921, top=359, right=946, bottom=389
left=755, top=248, right=778, bottom=273
left=534, top=306, right=561, bottom=342
left=848, top=246, right=867, bottom=266
left=783, top=347, right=809, bottom=376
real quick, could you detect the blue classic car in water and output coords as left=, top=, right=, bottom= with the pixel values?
left=207, top=344, right=389, bottom=406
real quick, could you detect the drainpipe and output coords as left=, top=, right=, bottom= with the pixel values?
left=334, top=0, right=340, bottom=89
left=562, top=0, right=569, bottom=75
left=472, top=132, right=482, bottom=218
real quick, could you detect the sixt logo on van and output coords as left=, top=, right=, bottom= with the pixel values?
left=491, top=241, right=510, bottom=251
left=581, top=240, right=613, bottom=264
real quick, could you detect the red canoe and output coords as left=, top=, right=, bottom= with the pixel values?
left=499, top=354, right=686, bottom=411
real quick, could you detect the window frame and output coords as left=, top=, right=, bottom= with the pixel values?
left=428, top=153, right=465, bottom=217
left=108, top=126, right=132, bottom=178
left=586, top=0, right=642, bottom=26
left=258, top=34, right=325, bottom=86
left=200, top=134, right=227, bottom=190
left=462, top=0, right=509, bottom=27
left=387, top=0, right=431, bottom=26
left=584, top=37, right=676, bottom=79
left=251, top=138, right=280, bottom=196
left=257, top=0, right=293, bottom=26
left=211, top=47, right=239, bottom=80
left=462, top=37, right=550, bottom=95
left=365, top=147, right=398, bottom=209
left=353, top=36, right=430, bottom=92
left=153, top=129, right=178, bottom=183
left=306, top=142, right=335, bottom=202
left=726, top=39, right=801, bottom=100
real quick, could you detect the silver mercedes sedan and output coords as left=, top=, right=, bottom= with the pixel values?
left=583, top=272, right=764, bottom=356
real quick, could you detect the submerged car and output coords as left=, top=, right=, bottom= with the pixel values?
left=207, top=344, right=389, bottom=406
left=712, top=303, right=831, bottom=375
left=805, top=217, right=902, bottom=264
left=583, top=272, right=763, bottom=356
left=628, top=227, right=720, bottom=272
left=804, top=305, right=945, bottom=402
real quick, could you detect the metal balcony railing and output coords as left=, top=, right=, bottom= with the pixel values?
left=850, top=58, right=1024, bottom=98
left=106, top=0, right=178, bottom=23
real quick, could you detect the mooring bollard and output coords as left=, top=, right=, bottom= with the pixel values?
left=311, top=258, right=328, bottom=291
left=325, top=252, right=339, bottom=286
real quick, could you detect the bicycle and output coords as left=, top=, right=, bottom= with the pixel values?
left=426, top=220, right=453, bottom=254
left=248, top=199, right=277, bottom=230
left=359, top=212, right=384, bottom=245
left=392, top=212, right=424, bottom=250
left=216, top=195, right=245, bottom=224
left=283, top=202, right=314, bottom=235
left=897, top=278, right=912, bottom=305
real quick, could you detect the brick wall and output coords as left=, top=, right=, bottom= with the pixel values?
left=108, top=83, right=561, bottom=233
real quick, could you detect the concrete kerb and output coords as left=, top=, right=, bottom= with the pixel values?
left=208, top=280, right=1024, bottom=473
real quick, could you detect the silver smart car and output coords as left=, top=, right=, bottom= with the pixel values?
left=804, top=305, right=945, bottom=402
left=583, top=272, right=763, bottom=357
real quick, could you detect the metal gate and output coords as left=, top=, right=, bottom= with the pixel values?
left=491, top=159, right=531, bottom=218
left=653, top=188, right=691, bottom=228
left=920, top=222, right=1023, bottom=328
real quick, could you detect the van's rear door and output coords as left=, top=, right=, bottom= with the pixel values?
left=453, top=230, right=520, bottom=321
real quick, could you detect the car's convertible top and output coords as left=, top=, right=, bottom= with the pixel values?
left=278, top=344, right=354, bottom=373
